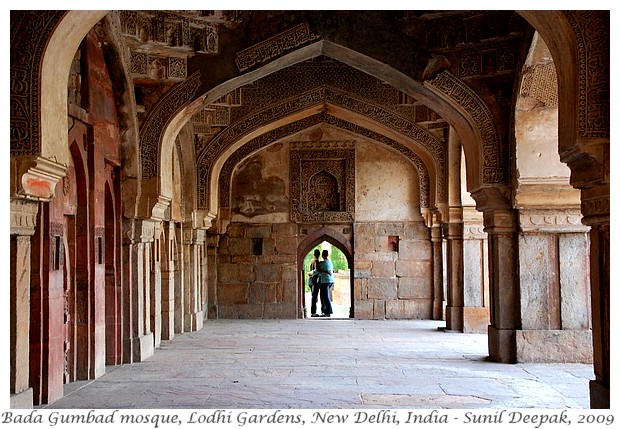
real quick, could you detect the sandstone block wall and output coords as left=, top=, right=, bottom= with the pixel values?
left=217, top=222, right=298, bottom=318
left=353, top=221, right=432, bottom=319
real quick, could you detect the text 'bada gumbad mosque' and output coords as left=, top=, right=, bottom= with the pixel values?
left=9, top=10, right=609, bottom=409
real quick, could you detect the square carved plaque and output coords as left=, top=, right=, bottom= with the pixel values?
left=290, top=141, right=355, bottom=222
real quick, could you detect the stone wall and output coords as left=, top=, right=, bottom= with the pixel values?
left=218, top=125, right=431, bottom=320
left=353, top=221, right=432, bottom=319
left=217, top=222, right=298, bottom=318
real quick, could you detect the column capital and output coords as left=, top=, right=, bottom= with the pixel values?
left=470, top=185, right=512, bottom=212
left=519, top=208, right=589, bottom=233
left=10, top=198, right=40, bottom=236
left=443, top=222, right=463, bottom=240
left=483, top=208, right=518, bottom=234
left=123, top=218, right=156, bottom=244
left=192, top=210, right=217, bottom=230
left=580, top=183, right=609, bottom=227
left=182, top=225, right=206, bottom=245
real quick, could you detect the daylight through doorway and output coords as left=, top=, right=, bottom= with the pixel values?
left=303, top=241, right=351, bottom=319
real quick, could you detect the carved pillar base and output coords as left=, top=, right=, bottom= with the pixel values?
left=10, top=389, right=34, bottom=409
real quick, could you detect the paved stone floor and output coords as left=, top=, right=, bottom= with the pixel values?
left=42, top=319, right=594, bottom=409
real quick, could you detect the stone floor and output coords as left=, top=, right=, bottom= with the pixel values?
left=41, top=319, right=594, bottom=409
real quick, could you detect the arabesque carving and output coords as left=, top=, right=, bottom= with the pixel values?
left=426, top=70, right=505, bottom=184
left=10, top=11, right=67, bottom=156
left=235, top=23, right=319, bottom=71
left=139, top=72, right=202, bottom=179
left=290, top=141, right=355, bottom=223
left=520, top=63, right=558, bottom=108
left=564, top=11, right=609, bottom=139
left=215, top=113, right=434, bottom=212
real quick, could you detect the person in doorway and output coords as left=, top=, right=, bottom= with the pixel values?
left=308, top=249, right=322, bottom=317
left=313, top=249, right=334, bottom=317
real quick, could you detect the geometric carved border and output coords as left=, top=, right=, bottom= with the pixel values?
left=138, top=71, right=201, bottom=179
left=290, top=141, right=355, bottom=223
left=200, top=86, right=442, bottom=208
left=426, top=70, right=506, bottom=184
left=216, top=113, right=432, bottom=211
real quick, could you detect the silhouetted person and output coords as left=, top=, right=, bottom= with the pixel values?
left=312, top=249, right=334, bottom=317
left=308, top=249, right=322, bottom=317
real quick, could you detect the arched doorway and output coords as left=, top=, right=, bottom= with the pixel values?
left=297, top=228, right=354, bottom=319
left=302, top=241, right=352, bottom=319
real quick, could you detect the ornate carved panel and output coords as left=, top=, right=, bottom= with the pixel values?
left=564, top=11, right=609, bottom=139
left=214, top=114, right=434, bottom=213
left=129, top=51, right=187, bottom=81
left=139, top=71, right=202, bottom=179
left=520, top=63, right=558, bottom=108
left=119, top=10, right=218, bottom=54
left=427, top=71, right=505, bottom=184
left=10, top=11, right=67, bottom=156
left=235, top=23, right=320, bottom=71
left=290, top=141, right=355, bottom=223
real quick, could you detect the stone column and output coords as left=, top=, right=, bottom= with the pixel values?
left=444, top=127, right=464, bottom=331
left=182, top=226, right=205, bottom=332
left=160, top=222, right=176, bottom=341
left=430, top=219, right=444, bottom=320
left=581, top=184, right=610, bottom=409
left=150, top=222, right=163, bottom=349
left=206, top=234, right=220, bottom=319
left=462, top=207, right=490, bottom=333
left=443, top=218, right=463, bottom=331
left=174, top=223, right=185, bottom=334
left=481, top=204, right=520, bottom=363
left=122, top=219, right=154, bottom=362
left=516, top=209, right=592, bottom=362
left=10, top=199, right=39, bottom=408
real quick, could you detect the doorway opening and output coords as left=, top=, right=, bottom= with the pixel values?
left=303, top=241, right=351, bottom=319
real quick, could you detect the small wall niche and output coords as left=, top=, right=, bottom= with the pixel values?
left=388, top=235, right=399, bottom=252
left=251, top=237, right=263, bottom=256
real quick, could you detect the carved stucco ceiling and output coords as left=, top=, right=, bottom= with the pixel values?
left=118, top=10, right=532, bottom=201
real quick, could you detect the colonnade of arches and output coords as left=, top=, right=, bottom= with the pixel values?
left=9, top=10, right=609, bottom=409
